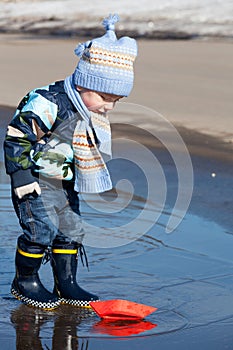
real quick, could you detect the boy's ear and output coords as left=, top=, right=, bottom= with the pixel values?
left=76, top=85, right=82, bottom=92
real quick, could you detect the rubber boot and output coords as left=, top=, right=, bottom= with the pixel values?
left=11, top=236, right=60, bottom=310
left=51, top=241, right=99, bottom=307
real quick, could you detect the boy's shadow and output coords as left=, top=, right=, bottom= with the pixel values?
left=10, top=304, right=91, bottom=350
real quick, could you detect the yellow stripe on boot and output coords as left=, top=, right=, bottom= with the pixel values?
left=17, top=247, right=44, bottom=258
left=52, top=249, right=77, bottom=254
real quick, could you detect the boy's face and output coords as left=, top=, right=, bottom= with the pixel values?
left=77, top=87, right=123, bottom=114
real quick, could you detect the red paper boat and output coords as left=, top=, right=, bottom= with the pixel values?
left=90, top=299, right=157, bottom=320
left=92, top=319, right=157, bottom=336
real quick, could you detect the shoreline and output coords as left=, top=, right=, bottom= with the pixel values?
left=1, top=29, right=232, bottom=42
left=1, top=104, right=232, bottom=164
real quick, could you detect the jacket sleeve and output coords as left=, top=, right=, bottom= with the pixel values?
left=4, top=89, right=58, bottom=188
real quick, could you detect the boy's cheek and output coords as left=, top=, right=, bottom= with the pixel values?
left=88, top=103, right=105, bottom=112
left=82, top=97, right=100, bottom=111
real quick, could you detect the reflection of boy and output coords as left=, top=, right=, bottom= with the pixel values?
left=4, top=14, right=137, bottom=309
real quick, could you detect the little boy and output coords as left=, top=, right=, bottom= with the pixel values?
left=4, top=14, right=137, bottom=309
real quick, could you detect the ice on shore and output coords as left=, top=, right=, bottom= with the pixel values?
left=1, top=0, right=233, bottom=39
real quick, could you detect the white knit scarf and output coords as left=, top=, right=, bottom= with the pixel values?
left=64, top=75, right=112, bottom=193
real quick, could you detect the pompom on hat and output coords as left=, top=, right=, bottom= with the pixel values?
left=73, top=14, right=137, bottom=97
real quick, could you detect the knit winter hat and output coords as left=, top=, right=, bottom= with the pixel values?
left=73, top=14, right=137, bottom=97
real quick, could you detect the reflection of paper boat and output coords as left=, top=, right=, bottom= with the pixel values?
left=90, top=299, right=157, bottom=320
left=92, top=319, right=157, bottom=336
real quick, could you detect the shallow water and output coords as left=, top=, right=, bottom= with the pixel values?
left=1, top=151, right=233, bottom=349
left=1, top=106, right=233, bottom=349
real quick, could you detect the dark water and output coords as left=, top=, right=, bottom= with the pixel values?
left=1, top=106, right=233, bottom=349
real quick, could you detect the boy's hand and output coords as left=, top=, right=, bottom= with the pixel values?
left=14, top=182, right=41, bottom=199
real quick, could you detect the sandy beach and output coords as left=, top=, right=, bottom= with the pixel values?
left=1, top=34, right=233, bottom=144
left=0, top=34, right=233, bottom=349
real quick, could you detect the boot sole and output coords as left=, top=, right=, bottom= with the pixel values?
left=59, top=297, right=94, bottom=308
left=11, top=287, right=60, bottom=310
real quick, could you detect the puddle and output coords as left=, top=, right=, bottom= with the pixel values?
left=1, top=162, right=233, bottom=348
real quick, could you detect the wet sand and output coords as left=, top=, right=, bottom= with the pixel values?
left=0, top=36, right=233, bottom=349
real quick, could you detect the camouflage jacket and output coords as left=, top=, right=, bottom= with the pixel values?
left=4, top=81, right=79, bottom=188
